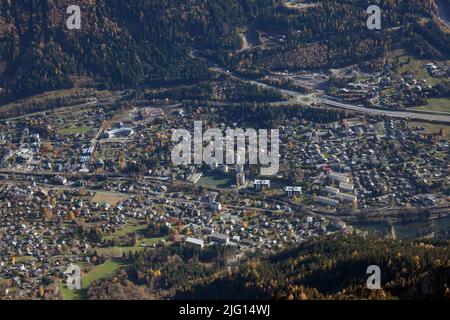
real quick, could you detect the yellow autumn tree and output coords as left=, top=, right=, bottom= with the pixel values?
left=42, top=207, right=53, bottom=220
left=118, top=153, right=126, bottom=171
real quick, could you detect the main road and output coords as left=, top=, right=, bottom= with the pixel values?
left=192, top=51, right=450, bottom=124
left=316, top=95, right=450, bottom=123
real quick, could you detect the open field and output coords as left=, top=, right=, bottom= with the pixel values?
left=96, top=236, right=169, bottom=258
left=14, top=256, right=37, bottom=263
left=95, top=246, right=145, bottom=257
left=198, top=172, right=234, bottom=188
left=58, top=125, right=96, bottom=136
left=409, top=120, right=450, bottom=134
left=58, top=283, right=84, bottom=300
left=412, top=98, right=450, bottom=113
left=138, top=236, right=168, bottom=246
left=0, top=88, right=105, bottom=120
left=388, top=49, right=450, bottom=86
left=91, top=192, right=128, bottom=206
left=0, top=89, right=84, bottom=112
left=82, top=261, right=125, bottom=288
left=59, top=260, right=126, bottom=300
left=96, top=147, right=121, bottom=161
left=102, top=224, right=146, bottom=241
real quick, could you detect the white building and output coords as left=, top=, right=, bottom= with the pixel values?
left=316, top=196, right=339, bottom=207
left=261, top=180, right=270, bottom=189
left=337, top=192, right=357, bottom=203
left=285, top=186, right=294, bottom=197
left=210, top=201, right=222, bottom=211
left=104, top=127, right=135, bottom=139
left=325, top=186, right=340, bottom=195
left=185, top=237, right=205, bottom=249
left=210, top=233, right=229, bottom=244
left=339, top=182, right=354, bottom=192
left=328, top=172, right=350, bottom=184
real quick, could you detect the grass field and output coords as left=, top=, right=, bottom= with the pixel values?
left=15, top=256, right=37, bottom=263
left=95, top=245, right=145, bottom=257
left=412, top=98, right=450, bottom=113
left=58, top=283, right=84, bottom=300
left=96, top=236, right=169, bottom=258
left=198, top=172, right=234, bottom=188
left=139, top=236, right=168, bottom=246
left=409, top=121, right=450, bottom=134
left=82, top=261, right=124, bottom=288
left=58, top=125, right=95, bottom=135
left=91, top=192, right=128, bottom=206
left=388, top=49, right=450, bottom=86
left=102, top=224, right=146, bottom=241
left=96, top=147, right=120, bottom=160
left=59, top=260, right=126, bottom=300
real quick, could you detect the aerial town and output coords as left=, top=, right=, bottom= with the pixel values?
left=0, top=79, right=449, bottom=298
left=0, top=0, right=449, bottom=304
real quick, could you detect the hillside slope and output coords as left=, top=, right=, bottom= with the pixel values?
left=84, top=235, right=450, bottom=300
left=174, top=236, right=450, bottom=300
left=0, top=0, right=269, bottom=101
left=0, top=0, right=446, bottom=103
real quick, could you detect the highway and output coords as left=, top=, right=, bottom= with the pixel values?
left=316, top=96, right=450, bottom=123
left=193, top=50, right=450, bottom=124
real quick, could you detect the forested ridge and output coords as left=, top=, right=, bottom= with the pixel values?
left=86, top=235, right=450, bottom=300
left=0, top=0, right=272, bottom=102
left=0, top=0, right=447, bottom=103
left=174, top=236, right=450, bottom=300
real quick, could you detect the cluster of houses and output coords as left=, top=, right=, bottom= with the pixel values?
left=279, top=116, right=448, bottom=211
left=0, top=107, right=109, bottom=174
left=0, top=184, right=94, bottom=299
left=331, top=63, right=448, bottom=110
left=182, top=208, right=348, bottom=253
left=0, top=93, right=448, bottom=299
left=426, top=62, right=449, bottom=78
left=319, top=172, right=357, bottom=209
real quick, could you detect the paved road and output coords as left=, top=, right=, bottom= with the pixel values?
left=316, top=96, right=450, bottom=123
left=0, top=177, right=285, bottom=216
left=193, top=51, right=450, bottom=123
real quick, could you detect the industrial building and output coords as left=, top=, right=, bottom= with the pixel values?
left=316, top=196, right=339, bottom=207
left=185, top=237, right=205, bottom=249
left=103, top=127, right=135, bottom=139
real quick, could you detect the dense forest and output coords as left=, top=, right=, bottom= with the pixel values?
left=0, top=0, right=273, bottom=102
left=143, top=76, right=283, bottom=102
left=0, top=0, right=447, bottom=103
left=86, top=235, right=450, bottom=300
left=87, top=244, right=237, bottom=300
